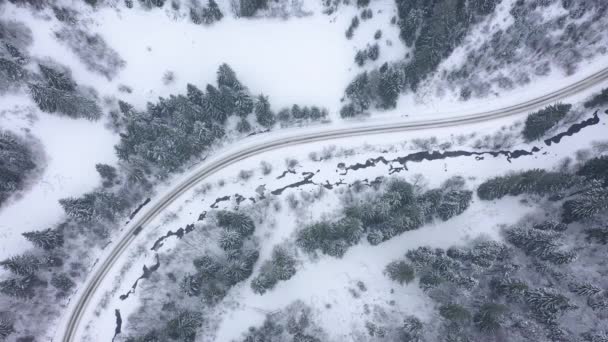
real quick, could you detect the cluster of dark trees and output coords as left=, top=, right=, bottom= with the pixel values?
left=447, top=0, right=607, bottom=100
left=240, top=301, right=324, bottom=342
left=522, top=103, right=571, bottom=141
left=1, top=19, right=105, bottom=120
left=354, top=43, right=380, bottom=67
left=29, top=63, right=102, bottom=120
left=0, top=19, right=30, bottom=93
left=179, top=211, right=259, bottom=305
left=0, top=131, right=37, bottom=207
left=340, top=63, right=402, bottom=117
left=115, top=64, right=267, bottom=177
left=125, top=310, right=204, bottom=342
left=477, top=169, right=576, bottom=201
left=189, top=0, right=223, bottom=25
left=250, top=244, right=297, bottom=294
left=0, top=157, right=141, bottom=339
left=385, top=223, right=608, bottom=342
left=477, top=155, right=608, bottom=224
left=276, top=104, right=328, bottom=126
left=584, top=87, right=608, bottom=109
left=296, top=177, right=473, bottom=257
left=123, top=210, right=259, bottom=342
left=341, top=0, right=501, bottom=116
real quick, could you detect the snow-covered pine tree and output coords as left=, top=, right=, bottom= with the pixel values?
left=0, top=316, right=14, bottom=340
left=217, top=63, right=241, bottom=90
left=50, top=273, right=75, bottom=293
left=186, top=83, right=204, bottom=107
left=219, top=229, right=244, bottom=251
left=562, top=187, right=608, bottom=223
left=38, top=64, right=76, bottom=91
left=216, top=211, right=255, bottom=236
left=385, top=260, right=415, bottom=285
left=255, top=94, right=276, bottom=128
left=28, top=83, right=101, bottom=120
left=166, top=310, right=203, bottom=341
left=0, top=254, right=40, bottom=276
left=0, top=276, right=37, bottom=299
left=22, top=227, right=63, bottom=250
left=377, top=63, right=401, bottom=109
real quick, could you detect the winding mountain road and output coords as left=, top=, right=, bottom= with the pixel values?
left=59, top=67, right=608, bottom=342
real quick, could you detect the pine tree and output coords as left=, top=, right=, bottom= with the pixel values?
left=0, top=57, right=26, bottom=84
left=583, top=87, right=608, bottom=108
left=202, top=84, right=231, bottom=123
left=22, top=228, right=64, bottom=250
left=201, top=0, right=224, bottom=24
left=193, top=255, right=221, bottom=275
left=385, top=260, right=415, bottom=285
left=28, top=83, right=101, bottom=120
left=0, top=131, right=36, bottom=206
left=180, top=273, right=202, bottom=296
left=4, top=43, right=28, bottom=65
left=577, top=155, right=608, bottom=183
left=38, top=64, right=76, bottom=91
left=51, top=273, right=75, bottom=293
left=525, top=288, right=575, bottom=322
left=0, top=316, right=14, bottom=340
left=186, top=83, right=204, bottom=107
left=217, top=64, right=241, bottom=91
left=399, top=316, right=424, bottom=342
left=437, top=190, right=472, bottom=221
left=234, top=91, right=254, bottom=117
left=96, top=163, right=118, bottom=188
left=562, top=187, right=608, bottom=223
left=0, top=276, right=37, bottom=299
left=473, top=303, right=506, bottom=332
left=344, top=72, right=371, bottom=112
left=0, top=254, right=40, bottom=276
left=522, top=104, right=571, bottom=141
left=216, top=211, right=255, bottom=236
left=569, top=282, right=602, bottom=297
left=255, top=94, right=276, bottom=128
left=237, top=118, right=252, bottom=133
left=219, top=230, right=243, bottom=251
left=377, top=63, right=401, bottom=109
left=166, top=310, right=203, bottom=341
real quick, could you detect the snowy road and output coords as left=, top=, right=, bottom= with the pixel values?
left=59, top=66, right=608, bottom=342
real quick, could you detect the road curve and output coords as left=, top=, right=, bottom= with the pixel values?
left=60, top=66, right=608, bottom=342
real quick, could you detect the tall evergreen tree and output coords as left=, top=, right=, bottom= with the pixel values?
left=255, top=94, right=276, bottom=128
left=201, top=0, right=224, bottom=24
left=0, top=276, right=37, bottom=299
left=217, top=63, right=242, bottom=91
left=38, top=64, right=76, bottom=91
left=0, top=316, right=14, bottom=340
left=166, top=310, right=204, bottom=341
left=22, top=227, right=64, bottom=250
left=0, top=254, right=40, bottom=276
